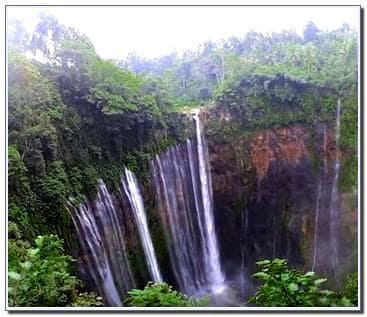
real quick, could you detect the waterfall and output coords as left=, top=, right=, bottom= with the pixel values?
left=121, top=168, right=162, bottom=282
left=193, top=114, right=225, bottom=292
left=69, top=202, right=122, bottom=306
left=312, top=182, right=321, bottom=272
left=69, top=180, right=135, bottom=306
left=151, top=114, right=225, bottom=296
left=329, top=97, right=341, bottom=278
left=312, top=105, right=342, bottom=280
left=272, top=216, right=277, bottom=258
left=240, top=208, right=248, bottom=292
left=312, top=125, right=327, bottom=272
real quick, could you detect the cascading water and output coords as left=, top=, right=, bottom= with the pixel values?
left=312, top=125, right=327, bottom=272
left=193, top=114, right=225, bottom=292
left=69, top=201, right=122, bottom=307
left=240, top=208, right=248, bottom=292
left=151, top=113, right=225, bottom=297
left=312, top=98, right=342, bottom=279
left=121, top=168, right=163, bottom=282
left=329, top=97, right=342, bottom=278
left=312, top=182, right=322, bottom=272
left=69, top=180, right=135, bottom=306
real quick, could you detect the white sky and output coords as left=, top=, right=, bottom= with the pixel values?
left=7, top=6, right=360, bottom=60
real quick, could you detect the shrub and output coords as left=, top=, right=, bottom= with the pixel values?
left=249, top=258, right=353, bottom=307
left=342, top=273, right=358, bottom=306
left=8, top=222, right=31, bottom=270
left=8, top=234, right=78, bottom=307
left=123, top=282, right=210, bottom=307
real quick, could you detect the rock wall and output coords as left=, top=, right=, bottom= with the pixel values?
left=193, top=75, right=358, bottom=289
left=202, top=116, right=356, bottom=288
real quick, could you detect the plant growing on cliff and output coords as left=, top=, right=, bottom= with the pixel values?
left=249, top=258, right=354, bottom=307
left=123, top=282, right=210, bottom=307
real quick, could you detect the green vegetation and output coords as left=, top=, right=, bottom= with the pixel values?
left=7, top=13, right=358, bottom=308
left=8, top=234, right=101, bottom=307
left=71, top=293, right=104, bottom=307
left=342, top=273, right=358, bottom=306
left=249, top=258, right=356, bottom=307
left=122, top=22, right=356, bottom=107
left=340, top=90, right=358, bottom=191
left=7, top=16, right=191, bottom=244
left=123, top=282, right=210, bottom=307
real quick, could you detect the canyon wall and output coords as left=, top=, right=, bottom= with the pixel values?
left=199, top=75, right=357, bottom=287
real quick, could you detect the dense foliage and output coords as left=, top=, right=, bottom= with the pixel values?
left=123, top=282, right=210, bottom=307
left=249, top=258, right=356, bottom=307
left=8, top=234, right=101, bottom=307
left=122, top=22, right=357, bottom=105
left=342, top=273, right=358, bottom=306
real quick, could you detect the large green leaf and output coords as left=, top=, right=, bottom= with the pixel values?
left=288, top=282, right=299, bottom=292
left=8, top=271, right=21, bottom=280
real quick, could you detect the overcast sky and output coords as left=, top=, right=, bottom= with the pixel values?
left=7, top=6, right=360, bottom=60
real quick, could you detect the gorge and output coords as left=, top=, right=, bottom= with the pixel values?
left=68, top=90, right=356, bottom=306
left=7, top=13, right=358, bottom=309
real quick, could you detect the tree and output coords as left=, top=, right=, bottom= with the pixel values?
left=303, top=43, right=317, bottom=75
left=8, top=50, right=64, bottom=164
left=8, top=19, right=31, bottom=52
left=29, top=13, right=92, bottom=60
left=303, top=21, right=320, bottom=43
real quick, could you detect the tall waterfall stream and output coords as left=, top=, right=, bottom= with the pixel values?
left=152, top=114, right=225, bottom=297
left=121, top=168, right=162, bottom=282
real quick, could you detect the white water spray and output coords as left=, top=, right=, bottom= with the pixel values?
left=69, top=180, right=135, bottom=306
left=152, top=113, right=225, bottom=296
left=121, top=168, right=162, bottom=282
left=194, top=114, right=225, bottom=293
left=330, top=97, right=341, bottom=278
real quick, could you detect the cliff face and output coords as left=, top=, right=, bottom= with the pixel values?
left=198, top=75, right=357, bottom=286
left=202, top=115, right=356, bottom=287
left=248, top=125, right=310, bottom=179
